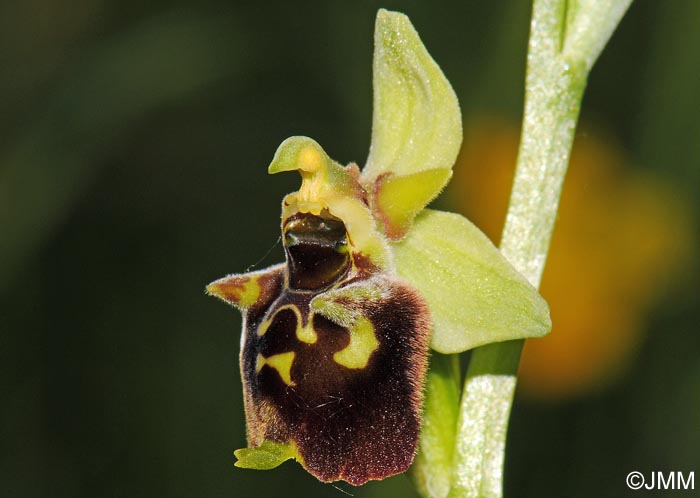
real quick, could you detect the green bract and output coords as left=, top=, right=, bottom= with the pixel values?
left=207, top=8, right=550, bottom=486
left=394, top=210, right=551, bottom=353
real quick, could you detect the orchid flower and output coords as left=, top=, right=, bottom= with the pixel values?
left=206, top=9, right=550, bottom=486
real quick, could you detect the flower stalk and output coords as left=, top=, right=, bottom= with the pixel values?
left=448, top=0, right=633, bottom=497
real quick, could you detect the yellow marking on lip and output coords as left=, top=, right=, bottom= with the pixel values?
left=296, top=321, right=318, bottom=344
left=256, top=352, right=296, bottom=386
left=257, top=318, right=271, bottom=337
left=258, top=304, right=318, bottom=344
left=257, top=304, right=296, bottom=337
left=333, top=317, right=379, bottom=369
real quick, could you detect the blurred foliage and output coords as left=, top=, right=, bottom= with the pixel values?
left=1, top=1, right=697, bottom=498
left=452, top=119, right=693, bottom=399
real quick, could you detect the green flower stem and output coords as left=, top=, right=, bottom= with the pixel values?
left=449, top=341, right=522, bottom=498
left=413, top=353, right=461, bottom=498
left=449, top=1, right=632, bottom=497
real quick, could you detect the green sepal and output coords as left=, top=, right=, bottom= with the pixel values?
left=234, top=440, right=299, bottom=470
left=363, top=9, right=462, bottom=239
left=411, top=353, right=461, bottom=498
left=392, top=209, right=552, bottom=354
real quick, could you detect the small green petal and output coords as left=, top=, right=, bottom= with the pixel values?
left=392, top=210, right=552, bottom=354
left=363, top=9, right=462, bottom=238
left=234, top=440, right=299, bottom=470
left=374, top=169, right=452, bottom=240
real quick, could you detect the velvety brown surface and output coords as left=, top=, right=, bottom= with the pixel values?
left=237, top=213, right=431, bottom=484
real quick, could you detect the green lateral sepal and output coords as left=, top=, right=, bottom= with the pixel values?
left=392, top=209, right=552, bottom=354
left=362, top=9, right=462, bottom=240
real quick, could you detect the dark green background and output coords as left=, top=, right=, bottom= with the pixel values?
left=2, top=1, right=698, bottom=497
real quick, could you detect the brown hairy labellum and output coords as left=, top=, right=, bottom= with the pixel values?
left=208, top=211, right=430, bottom=485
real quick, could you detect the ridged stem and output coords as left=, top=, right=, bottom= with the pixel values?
left=448, top=1, right=632, bottom=497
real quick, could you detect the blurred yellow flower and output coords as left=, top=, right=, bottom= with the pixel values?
left=450, top=118, right=693, bottom=399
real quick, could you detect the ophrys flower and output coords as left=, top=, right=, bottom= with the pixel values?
left=207, top=9, right=550, bottom=486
